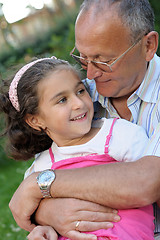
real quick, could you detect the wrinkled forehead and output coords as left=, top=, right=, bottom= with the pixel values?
left=75, top=6, right=131, bottom=57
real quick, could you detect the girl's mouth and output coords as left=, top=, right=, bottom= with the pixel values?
left=71, top=113, right=87, bottom=121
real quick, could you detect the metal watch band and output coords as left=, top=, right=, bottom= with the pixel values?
left=40, top=188, right=52, bottom=198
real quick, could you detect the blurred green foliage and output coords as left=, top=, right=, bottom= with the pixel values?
left=0, top=0, right=160, bottom=75
left=150, top=0, right=160, bottom=55
left=0, top=9, right=77, bottom=77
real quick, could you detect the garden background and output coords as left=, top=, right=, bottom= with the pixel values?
left=0, top=0, right=160, bottom=239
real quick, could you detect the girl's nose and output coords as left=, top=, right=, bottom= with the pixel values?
left=72, top=96, right=84, bottom=110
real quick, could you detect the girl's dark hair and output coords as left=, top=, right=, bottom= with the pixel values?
left=0, top=58, right=79, bottom=161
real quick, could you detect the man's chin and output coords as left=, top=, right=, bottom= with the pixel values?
left=96, top=87, right=115, bottom=98
left=95, top=81, right=117, bottom=97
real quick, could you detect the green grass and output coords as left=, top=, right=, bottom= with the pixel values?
left=0, top=157, right=33, bottom=239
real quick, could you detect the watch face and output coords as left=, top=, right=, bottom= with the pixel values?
left=37, top=170, right=55, bottom=190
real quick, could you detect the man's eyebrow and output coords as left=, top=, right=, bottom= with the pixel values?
left=75, top=46, right=114, bottom=59
left=49, top=81, right=83, bottom=102
left=76, top=45, right=103, bottom=57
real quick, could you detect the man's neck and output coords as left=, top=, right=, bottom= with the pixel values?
left=110, top=96, right=131, bottom=121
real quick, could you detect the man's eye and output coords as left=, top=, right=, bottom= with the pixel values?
left=99, top=59, right=111, bottom=64
left=105, top=60, right=112, bottom=64
left=98, top=57, right=114, bottom=65
left=104, top=58, right=116, bottom=64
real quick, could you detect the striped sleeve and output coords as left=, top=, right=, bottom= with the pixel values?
left=143, top=122, right=160, bottom=156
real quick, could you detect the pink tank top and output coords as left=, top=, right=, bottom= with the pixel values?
left=49, top=118, right=154, bottom=240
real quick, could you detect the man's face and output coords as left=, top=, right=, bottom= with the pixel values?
left=75, top=9, right=148, bottom=99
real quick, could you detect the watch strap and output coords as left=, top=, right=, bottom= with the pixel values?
left=40, top=188, right=52, bottom=198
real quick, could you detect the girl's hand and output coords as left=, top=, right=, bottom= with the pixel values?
left=9, top=172, right=41, bottom=232
left=27, top=226, right=58, bottom=240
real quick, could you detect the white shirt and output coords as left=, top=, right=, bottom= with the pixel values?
left=25, top=118, right=148, bottom=176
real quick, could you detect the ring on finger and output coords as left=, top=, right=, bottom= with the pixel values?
left=75, top=221, right=81, bottom=231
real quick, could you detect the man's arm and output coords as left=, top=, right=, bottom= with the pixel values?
left=9, top=155, right=160, bottom=233
left=51, top=155, right=160, bottom=208
left=9, top=171, right=119, bottom=234
left=35, top=155, right=160, bottom=238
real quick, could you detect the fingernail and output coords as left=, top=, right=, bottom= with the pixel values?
left=113, top=215, right=121, bottom=222
left=106, top=223, right=114, bottom=228
left=112, top=209, right=118, bottom=213
left=91, top=236, right=97, bottom=240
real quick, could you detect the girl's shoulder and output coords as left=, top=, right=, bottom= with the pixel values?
left=94, top=117, right=148, bottom=140
left=34, top=148, right=52, bottom=171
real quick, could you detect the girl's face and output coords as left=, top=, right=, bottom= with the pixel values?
left=34, top=69, right=94, bottom=147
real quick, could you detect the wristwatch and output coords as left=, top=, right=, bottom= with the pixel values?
left=36, top=169, right=56, bottom=198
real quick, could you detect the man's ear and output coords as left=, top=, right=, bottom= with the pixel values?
left=25, top=114, right=45, bottom=131
left=144, top=31, right=159, bottom=61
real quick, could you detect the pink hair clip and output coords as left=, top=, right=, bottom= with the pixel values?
left=9, top=56, right=57, bottom=112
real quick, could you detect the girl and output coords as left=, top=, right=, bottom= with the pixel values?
left=1, top=57, right=154, bottom=240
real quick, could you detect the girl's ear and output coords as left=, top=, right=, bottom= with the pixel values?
left=25, top=114, right=45, bottom=131
left=144, top=31, right=159, bottom=61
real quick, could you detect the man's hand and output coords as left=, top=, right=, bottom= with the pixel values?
left=35, top=198, right=120, bottom=240
left=9, top=172, right=41, bottom=232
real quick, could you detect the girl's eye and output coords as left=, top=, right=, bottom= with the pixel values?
left=58, top=97, right=67, bottom=104
left=77, top=88, right=85, bottom=95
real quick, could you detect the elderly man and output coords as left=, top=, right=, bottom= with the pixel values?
left=9, top=0, right=160, bottom=239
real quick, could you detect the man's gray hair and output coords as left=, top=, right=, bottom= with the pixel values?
left=79, top=0, right=155, bottom=42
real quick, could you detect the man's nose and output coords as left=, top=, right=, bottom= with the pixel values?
left=86, top=62, right=103, bottom=80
